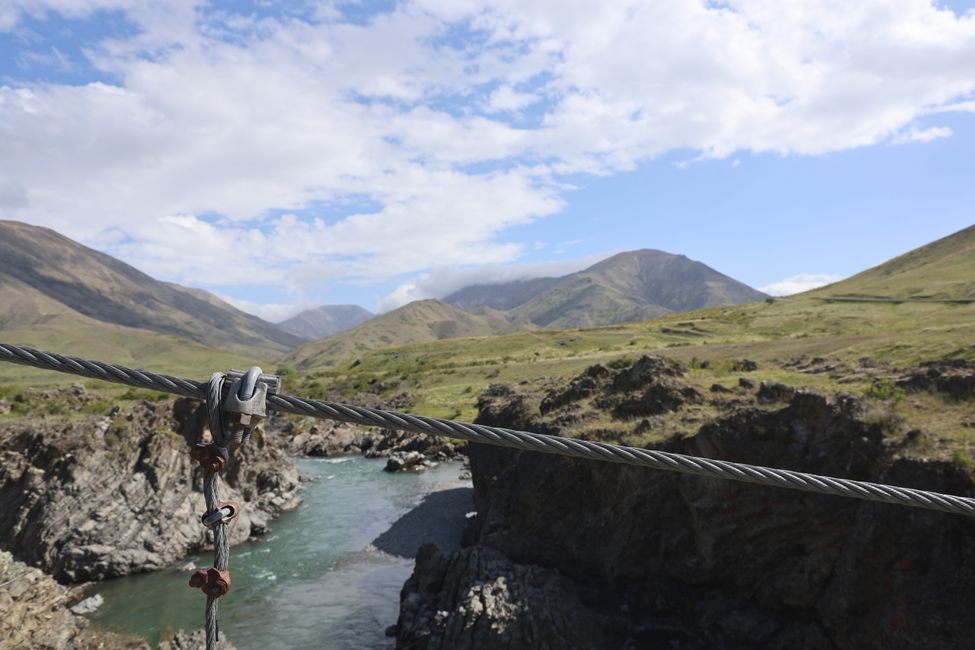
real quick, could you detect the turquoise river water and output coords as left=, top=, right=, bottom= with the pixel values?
left=88, top=457, right=472, bottom=649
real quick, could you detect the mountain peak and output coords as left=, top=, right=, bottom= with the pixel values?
left=278, top=304, right=373, bottom=340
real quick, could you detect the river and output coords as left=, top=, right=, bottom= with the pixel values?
left=87, top=457, right=473, bottom=649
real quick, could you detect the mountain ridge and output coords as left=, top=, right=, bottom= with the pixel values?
left=290, top=249, right=767, bottom=367
left=282, top=299, right=533, bottom=369
left=811, top=224, right=975, bottom=301
left=278, top=304, right=374, bottom=340
left=447, top=249, right=768, bottom=330
left=0, top=220, right=306, bottom=356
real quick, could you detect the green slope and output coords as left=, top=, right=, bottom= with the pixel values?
left=814, top=224, right=975, bottom=301
left=509, top=249, right=767, bottom=328
left=293, top=225, right=975, bottom=420
left=0, top=220, right=306, bottom=355
left=282, top=299, right=535, bottom=369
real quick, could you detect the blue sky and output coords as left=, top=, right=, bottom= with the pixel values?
left=1, top=1, right=974, bottom=320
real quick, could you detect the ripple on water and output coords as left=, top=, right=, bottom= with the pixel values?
left=87, top=456, right=472, bottom=650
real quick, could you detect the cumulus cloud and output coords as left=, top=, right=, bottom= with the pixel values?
left=0, top=1, right=973, bottom=313
left=760, top=273, right=846, bottom=296
left=890, top=126, right=954, bottom=144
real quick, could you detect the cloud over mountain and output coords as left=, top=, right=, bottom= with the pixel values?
left=1, top=1, right=973, bottom=309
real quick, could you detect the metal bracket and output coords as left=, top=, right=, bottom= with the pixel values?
left=223, top=366, right=279, bottom=447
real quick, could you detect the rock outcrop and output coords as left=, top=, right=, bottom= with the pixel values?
left=397, top=544, right=608, bottom=650
left=0, top=394, right=301, bottom=582
left=395, top=357, right=975, bottom=649
left=897, top=358, right=975, bottom=399
left=0, top=550, right=146, bottom=649
left=274, top=393, right=465, bottom=471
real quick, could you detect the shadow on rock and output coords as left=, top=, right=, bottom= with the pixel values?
left=372, top=488, right=473, bottom=559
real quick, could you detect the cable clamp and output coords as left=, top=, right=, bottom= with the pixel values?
left=189, top=443, right=230, bottom=472
left=201, top=500, right=240, bottom=528
left=223, top=366, right=280, bottom=447
left=188, top=568, right=232, bottom=598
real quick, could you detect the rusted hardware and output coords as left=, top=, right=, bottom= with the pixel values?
left=189, top=443, right=229, bottom=472
left=201, top=500, right=240, bottom=528
left=188, top=567, right=232, bottom=597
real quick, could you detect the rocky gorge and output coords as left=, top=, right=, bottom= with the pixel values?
left=393, top=355, right=975, bottom=649
left=272, top=392, right=466, bottom=473
left=0, top=386, right=299, bottom=647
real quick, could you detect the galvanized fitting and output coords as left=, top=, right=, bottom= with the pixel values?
left=223, top=366, right=280, bottom=448
left=201, top=500, right=240, bottom=528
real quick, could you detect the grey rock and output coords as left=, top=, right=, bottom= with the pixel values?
left=159, top=629, right=236, bottom=650
left=0, top=398, right=301, bottom=582
left=398, top=383, right=975, bottom=649
left=0, top=550, right=148, bottom=649
left=69, top=594, right=103, bottom=615
left=385, top=451, right=425, bottom=473
left=396, top=545, right=608, bottom=649
left=757, top=380, right=797, bottom=403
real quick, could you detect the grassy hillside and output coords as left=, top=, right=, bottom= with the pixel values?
left=0, top=220, right=305, bottom=355
left=283, top=225, right=975, bottom=451
left=293, top=296, right=974, bottom=417
left=815, top=224, right=975, bottom=301
left=282, top=299, right=534, bottom=369
left=509, top=249, right=767, bottom=329
left=0, top=312, right=263, bottom=386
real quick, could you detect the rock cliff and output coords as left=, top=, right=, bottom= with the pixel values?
left=0, top=389, right=301, bottom=582
left=1, top=547, right=236, bottom=649
left=395, top=356, right=975, bottom=649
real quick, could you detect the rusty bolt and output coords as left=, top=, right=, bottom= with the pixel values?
left=189, top=443, right=227, bottom=472
left=227, top=412, right=253, bottom=427
left=188, top=568, right=232, bottom=598
left=204, top=568, right=232, bottom=597
left=202, top=456, right=225, bottom=472
left=188, top=569, right=208, bottom=589
left=189, top=443, right=210, bottom=462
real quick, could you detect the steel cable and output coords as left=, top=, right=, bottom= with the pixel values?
left=2, top=342, right=975, bottom=518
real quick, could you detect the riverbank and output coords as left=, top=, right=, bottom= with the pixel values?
left=87, top=457, right=471, bottom=649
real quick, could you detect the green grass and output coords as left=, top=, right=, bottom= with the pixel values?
left=285, top=295, right=975, bottom=424
left=812, top=224, right=975, bottom=301
left=0, top=319, right=268, bottom=387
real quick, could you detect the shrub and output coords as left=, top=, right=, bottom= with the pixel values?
left=865, top=378, right=906, bottom=405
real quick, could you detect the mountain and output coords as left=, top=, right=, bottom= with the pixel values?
left=446, top=276, right=562, bottom=311
left=325, top=225, right=975, bottom=421
left=278, top=305, right=374, bottom=340
left=811, top=224, right=975, bottom=301
left=289, top=249, right=766, bottom=368
left=448, top=249, right=768, bottom=329
left=282, top=299, right=533, bottom=368
left=0, top=220, right=306, bottom=356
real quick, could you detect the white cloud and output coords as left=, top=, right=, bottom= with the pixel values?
left=890, top=125, right=954, bottom=144
left=760, top=273, right=846, bottom=296
left=216, top=295, right=322, bottom=323
left=377, top=252, right=613, bottom=312
left=487, top=84, right=540, bottom=113
left=0, top=0, right=973, bottom=312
